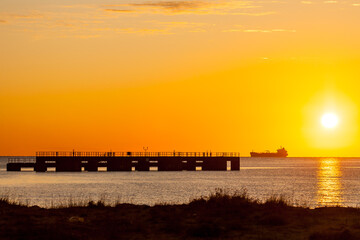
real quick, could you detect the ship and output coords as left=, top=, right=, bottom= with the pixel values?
left=250, top=147, right=288, bottom=157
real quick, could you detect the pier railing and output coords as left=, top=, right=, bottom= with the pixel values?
left=36, top=151, right=241, bottom=157
left=8, top=157, right=36, bottom=163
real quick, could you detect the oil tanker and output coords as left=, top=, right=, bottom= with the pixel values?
left=250, top=147, right=288, bottom=157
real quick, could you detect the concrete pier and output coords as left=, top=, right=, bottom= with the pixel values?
left=7, top=152, right=240, bottom=172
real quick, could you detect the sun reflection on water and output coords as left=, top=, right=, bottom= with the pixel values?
left=316, top=158, right=343, bottom=207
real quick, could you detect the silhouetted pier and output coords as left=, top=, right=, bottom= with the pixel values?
left=7, top=151, right=240, bottom=172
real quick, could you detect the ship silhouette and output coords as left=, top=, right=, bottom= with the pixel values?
left=250, top=147, right=288, bottom=157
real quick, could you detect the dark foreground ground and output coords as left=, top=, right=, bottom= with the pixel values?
left=1, top=191, right=360, bottom=240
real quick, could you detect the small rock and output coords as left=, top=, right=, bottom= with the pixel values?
left=68, top=216, right=85, bottom=223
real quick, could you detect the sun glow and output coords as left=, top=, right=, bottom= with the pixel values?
left=303, top=91, right=358, bottom=153
left=321, top=113, right=338, bottom=128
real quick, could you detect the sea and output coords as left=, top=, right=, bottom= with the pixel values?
left=1, top=156, right=360, bottom=208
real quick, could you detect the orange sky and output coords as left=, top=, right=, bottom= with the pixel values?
left=1, top=0, right=360, bottom=156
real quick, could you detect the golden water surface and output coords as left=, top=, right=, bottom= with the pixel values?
left=316, top=158, right=343, bottom=207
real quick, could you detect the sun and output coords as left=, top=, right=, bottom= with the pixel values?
left=321, top=113, right=338, bottom=129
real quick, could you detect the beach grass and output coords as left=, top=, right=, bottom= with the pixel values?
left=1, top=189, right=360, bottom=239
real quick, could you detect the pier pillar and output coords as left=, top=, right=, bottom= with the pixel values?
left=136, top=158, right=150, bottom=171
left=34, top=165, right=47, bottom=172
left=158, top=157, right=182, bottom=171
left=107, top=158, right=132, bottom=171
left=56, top=157, right=82, bottom=172
left=230, top=158, right=240, bottom=171
left=202, top=157, right=227, bottom=171
left=6, top=163, right=21, bottom=171
left=85, top=159, right=98, bottom=171
left=184, top=159, right=196, bottom=171
left=35, top=157, right=47, bottom=172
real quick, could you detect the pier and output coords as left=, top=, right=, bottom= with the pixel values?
left=7, top=151, right=240, bottom=172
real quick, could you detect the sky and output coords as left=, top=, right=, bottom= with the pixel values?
left=1, top=0, right=360, bottom=156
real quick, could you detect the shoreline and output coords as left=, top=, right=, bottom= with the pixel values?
left=1, top=190, right=359, bottom=239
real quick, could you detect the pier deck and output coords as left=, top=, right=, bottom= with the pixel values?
left=7, top=152, right=240, bottom=172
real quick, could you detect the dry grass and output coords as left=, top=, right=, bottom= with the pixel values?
left=1, top=189, right=360, bottom=239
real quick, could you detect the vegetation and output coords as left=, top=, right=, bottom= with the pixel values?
left=1, top=189, right=360, bottom=239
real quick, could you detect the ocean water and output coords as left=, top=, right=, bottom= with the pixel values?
left=1, top=156, right=360, bottom=208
